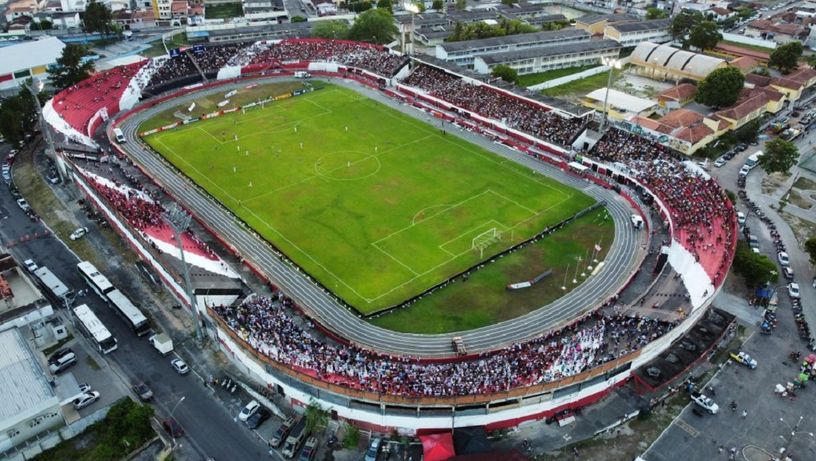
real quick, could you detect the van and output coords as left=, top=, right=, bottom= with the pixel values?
left=745, top=151, right=763, bottom=170
left=48, top=349, right=77, bottom=374
left=364, top=437, right=382, bottom=461
left=736, top=212, right=746, bottom=226
left=281, top=417, right=308, bottom=458
left=113, top=128, right=126, bottom=143
left=748, top=234, right=759, bottom=248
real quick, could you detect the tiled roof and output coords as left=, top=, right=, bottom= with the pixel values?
left=730, top=56, right=758, bottom=71
left=745, top=73, right=771, bottom=87
left=658, top=109, right=704, bottom=129
left=658, top=83, right=697, bottom=102
left=675, top=124, right=714, bottom=144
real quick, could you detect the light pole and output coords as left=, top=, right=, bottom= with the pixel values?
left=403, top=3, right=420, bottom=55
left=599, top=57, right=622, bottom=134
left=164, top=204, right=203, bottom=344
left=779, top=416, right=814, bottom=457
left=169, top=396, right=186, bottom=448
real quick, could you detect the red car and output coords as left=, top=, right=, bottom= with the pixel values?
left=162, top=418, right=184, bottom=438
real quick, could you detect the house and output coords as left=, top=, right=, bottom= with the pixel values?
left=34, top=10, right=81, bottom=28
left=5, top=0, right=44, bottom=22
left=714, top=86, right=786, bottom=130
left=769, top=67, right=816, bottom=101
left=657, top=83, right=698, bottom=109
left=603, top=18, right=672, bottom=47
left=629, top=109, right=727, bottom=155
left=709, top=7, right=735, bottom=22
left=729, top=56, right=759, bottom=73
left=744, top=19, right=808, bottom=43
left=630, top=42, right=727, bottom=81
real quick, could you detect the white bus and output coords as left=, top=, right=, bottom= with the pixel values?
left=34, top=266, right=75, bottom=306
left=107, top=289, right=151, bottom=336
left=77, top=261, right=115, bottom=300
left=73, top=304, right=118, bottom=354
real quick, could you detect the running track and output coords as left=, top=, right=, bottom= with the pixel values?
left=114, top=77, right=647, bottom=357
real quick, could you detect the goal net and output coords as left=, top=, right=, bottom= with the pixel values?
left=472, top=227, right=502, bottom=258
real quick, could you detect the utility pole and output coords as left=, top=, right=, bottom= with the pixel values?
left=164, top=204, right=203, bottom=344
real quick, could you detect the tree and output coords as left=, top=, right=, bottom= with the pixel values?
left=47, top=44, right=95, bottom=90
left=501, top=0, right=518, bottom=5
left=760, top=138, right=799, bottom=174
left=413, top=1, right=425, bottom=12
left=671, top=10, right=703, bottom=45
left=734, top=119, right=760, bottom=144
left=0, top=87, right=39, bottom=146
left=348, top=1, right=372, bottom=12
left=733, top=241, right=778, bottom=287
left=36, top=19, right=53, bottom=30
left=695, top=67, right=744, bottom=107
left=455, top=0, right=466, bottom=11
left=376, top=0, right=391, bottom=11
left=446, top=18, right=536, bottom=41
left=290, top=15, right=307, bottom=23
left=646, top=7, right=668, bottom=20
left=769, top=41, right=803, bottom=74
left=304, top=399, right=329, bottom=434
left=432, top=0, right=443, bottom=9
left=805, top=236, right=816, bottom=264
left=312, top=20, right=350, bottom=39
left=491, top=64, right=518, bottom=84
left=83, top=0, right=113, bottom=35
left=349, top=8, right=397, bottom=44
left=688, top=20, right=722, bottom=51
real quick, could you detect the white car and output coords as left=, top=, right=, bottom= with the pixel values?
left=16, top=198, right=30, bottom=212
left=23, top=259, right=38, bottom=272
left=238, top=400, right=260, bottom=422
left=778, top=251, right=790, bottom=266
left=73, top=391, right=100, bottom=410
left=736, top=212, right=746, bottom=226
left=739, top=165, right=751, bottom=176
left=170, top=358, right=189, bottom=375
left=789, top=282, right=801, bottom=299
left=69, top=227, right=89, bottom=240
left=714, top=157, right=727, bottom=168
left=691, top=392, right=719, bottom=414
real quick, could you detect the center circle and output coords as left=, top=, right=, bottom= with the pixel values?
left=314, top=151, right=381, bottom=181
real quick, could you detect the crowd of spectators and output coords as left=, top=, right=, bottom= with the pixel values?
left=403, top=64, right=586, bottom=147
left=214, top=295, right=674, bottom=397
left=248, top=39, right=408, bottom=77
left=189, top=43, right=248, bottom=74
left=227, top=41, right=273, bottom=68
left=146, top=53, right=200, bottom=89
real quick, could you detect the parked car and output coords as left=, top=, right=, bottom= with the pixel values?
left=73, top=391, right=100, bottom=410
left=714, top=156, right=727, bottom=168
left=269, top=416, right=296, bottom=448
left=788, top=282, right=801, bottom=299
left=729, top=351, right=758, bottom=369
left=132, top=382, right=153, bottom=401
left=299, top=436, right=318, bottom=461
left=246, top=407, right=271, bottom=429
left=238, top=400, right=261, bottom=422
left=690, top=391, right=719, bottom=414
left=48, top=348, right=77, bottom=374
left=782, top=267, right=794, bottom=281
left=170, top=358, right=189, bottom=375
left=69, top=227, right=88, bottom=240
left=364, top=437, right=382, bottom=461
left=16, top=198, right=30, bottom=212
left=162, top=418, right=184, bottom=438
left=778, top=251, right=790, bottom=266
left=739, top=165, right=751, bottom=177
left=23, top=259, right=38, bottom=272
left=736, top=212, right=746, bottom=226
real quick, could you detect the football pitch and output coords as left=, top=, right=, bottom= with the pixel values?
left=144, top=83, right=596, bottom=313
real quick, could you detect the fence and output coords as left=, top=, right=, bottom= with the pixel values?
left=526, top=57, right=631, bottom=91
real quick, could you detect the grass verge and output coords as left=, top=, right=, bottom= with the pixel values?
left=516, top=65, right=597, bottom=88
left=540, top=67, right=623, bottom=97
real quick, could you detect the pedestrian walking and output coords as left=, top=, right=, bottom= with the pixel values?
left=741, top=410, right=747, bottom=418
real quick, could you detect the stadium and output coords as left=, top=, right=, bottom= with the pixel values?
left=42, top=38, right=736, bottom=432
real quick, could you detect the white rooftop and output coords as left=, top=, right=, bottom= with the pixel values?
left=0, top=36, right=66, bottom=76
left=0, top=329, right=54, bottom=421
left=585, top=88, right=657, bottom=115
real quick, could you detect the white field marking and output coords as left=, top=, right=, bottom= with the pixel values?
left=438, top=219, right=509, bottom=255
left=371, top=243, right=421, bottom=277
left=411, top=204, right=454, bottom=226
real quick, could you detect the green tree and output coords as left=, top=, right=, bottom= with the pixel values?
left=769, top=41, right=803, bottom=74
left=349, top=8, right=397, bottom=44
left=432, top=0, right=443, bottom=9
left=733, top=241, right=778, bottom=287
left=291, top=15, right=307, bottom=22
left=348, top=1, right=372, bottom=12
left=83, top=0, right=113, bottom=35
left=737, top=7, right=754, bottom=19
left=455, top=0, right=466, bottom=11
left=312, top=20, right=350, bottom=39
left=47, top=44, right=95, bottom=90
left=304, top=399, right=329, bottom=435
left=671, top=10, right=703, bottom=45
left=446, top=18, right=536, bottom=41
left=688, top=20, right=722, bottom=51
left=413, top=1, right=425, bottom=12
left=695, top=67, right=744, bottom=107
left=36, top=19, right=53, bottom=30
left=646, top=7, right=668, bottom=20
left=501, top=0, right=518, bottom=5
left=491, top=64, right=518, bottom=84
left=342, top=423, right=360, bottom=449
left=760, top=138, right=799, bottom=174
left=0, top=87, right=39, bottom=146
left=805, top=236, right=816, bottom=264
left=376, top=0, right=391, bottom=11
left=734, top=119, right=760, bottom=144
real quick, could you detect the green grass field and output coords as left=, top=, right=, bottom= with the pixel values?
left=144, top=83, right=595, bottom=313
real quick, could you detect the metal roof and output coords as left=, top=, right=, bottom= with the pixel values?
left=610, top=18, right=672, bottom=33
left=0, top=36, right=65, bottom=76
left=575, top=13, right=638, bottom=25
left=0, top=329, right=54, bottom=420
left=439, top=28, right=589, bottom=53
left=631, top=42, right=726, bottom=78
left=479, top=39, right=621, bottom=65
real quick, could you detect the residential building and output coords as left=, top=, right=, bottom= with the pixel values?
left=657, top=83, right=698, bottom=110
left=630, top=108, right=728, bottom=154
left=5, top=0, right=44, bottom=22
left=0, top=36, right=66, bottom=90
left=58, top=0, right=84, bottom=12
left=435, top=28, right=590, bottom=68
left=112, top=8, right=157, bottom=29
left=769, top=67, right=816, bottom=101
left=708, top=7, right=735, bottom=22
left=714, top=86, right=786, bottom=130
left=603, top=18, right=672, bottom=47
left=744, top=19, right=808, bottom=43
left=152, top=0, right=171, bottom=20
left=0, top=328, right=63, bottom=453
left=472, top=39, right=621, bottom=76
left=630, top=42, right=727, bottom=81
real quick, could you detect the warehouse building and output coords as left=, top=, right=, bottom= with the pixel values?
left=435, top=28, right=590, bottom=68
left=0, top=36, right=66, bottom=90
left=473, top=39, right=621, bottom=76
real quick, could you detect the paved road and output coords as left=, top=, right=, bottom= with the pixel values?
left=0, top=145, right=269, bottom=461
left=113, top=77, right=645, bottom=357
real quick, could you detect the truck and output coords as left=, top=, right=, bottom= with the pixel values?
left=281, top=417, right=308, bottom=458
left=149, top=333, right=174, bottom=356
left=690, top=391, right=719, bottom=414
left=34, top=266, right=74, bottom=307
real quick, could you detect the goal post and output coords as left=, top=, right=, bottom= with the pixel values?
left=471, top=227, right=502, bottom=259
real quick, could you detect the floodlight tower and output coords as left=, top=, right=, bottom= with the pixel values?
left=404, top=3, right=421, bottom=55
left=164, top=204, right=203, bottom=344
left=599, top=57, right=622, bottom=134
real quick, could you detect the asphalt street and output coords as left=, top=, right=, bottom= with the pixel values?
left=114, top=76, right=645, bottom=356
left=0, top=144, right=269, bottom=461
